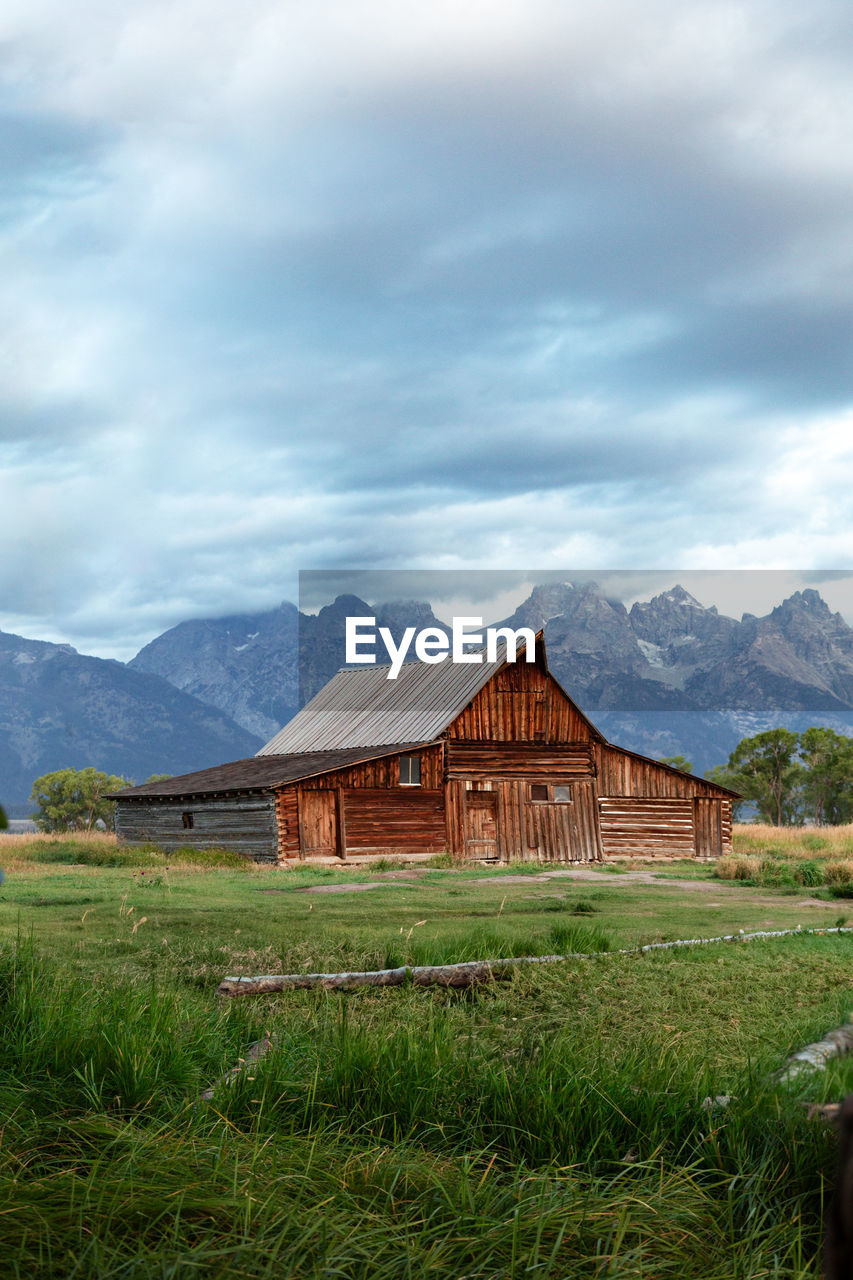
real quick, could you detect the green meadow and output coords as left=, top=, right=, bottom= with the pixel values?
left=1, top=831, right=853, bottom=1277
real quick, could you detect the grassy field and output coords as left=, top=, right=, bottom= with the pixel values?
left=1, top=830, right=853, bottom=1277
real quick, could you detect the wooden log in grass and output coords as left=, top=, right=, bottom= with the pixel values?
left=218, top=925, right=853, bottom=999
left=216, top=957, right=546, bottom=996
left=199, top=1034, right=275, bottom=1101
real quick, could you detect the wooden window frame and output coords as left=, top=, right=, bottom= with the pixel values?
left=181, top=811, right=194, bottom=829
left=529, top=784, right=574, bottom=804
left=399, top=754, right=421, bottom=787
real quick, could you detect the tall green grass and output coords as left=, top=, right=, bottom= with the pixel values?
left=0, top=937, right=845, bottom=1277
left=380, top=919, right=613, bottom=968
left=6, top=838, right=255, bottom=870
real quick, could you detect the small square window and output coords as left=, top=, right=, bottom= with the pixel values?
left=399, top=755, right=421, bottom=786
left=530, top=784, right=549, bottom=802
left=182, top=812, right=194, bottom=829
left=553, top=786, right=574, bottom=804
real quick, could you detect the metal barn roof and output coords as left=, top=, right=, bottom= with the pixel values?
left=257, top=650, right=513, bottom=754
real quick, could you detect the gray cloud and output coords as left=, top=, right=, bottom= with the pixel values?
left=2, top=0, right=853, bottom=658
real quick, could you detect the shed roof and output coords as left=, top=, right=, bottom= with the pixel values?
left=258, top=632, right=603, bottom=754
left=111, top=743, right=435, bottom=800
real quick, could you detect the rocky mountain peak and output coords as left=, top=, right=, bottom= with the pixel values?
left=629, top=585, right=734, bottom=651
left=770, top=589, right=835, bottom=624
left=374, top=599, right=444, bottom=631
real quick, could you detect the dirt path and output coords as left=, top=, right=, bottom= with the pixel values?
left=296, top=866, right=830, bottom=905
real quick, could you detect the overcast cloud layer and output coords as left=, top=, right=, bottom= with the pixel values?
left=3, top=0, right=853, bottom=658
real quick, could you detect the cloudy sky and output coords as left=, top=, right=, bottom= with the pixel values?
left=3, top=0, right=853, bottom=660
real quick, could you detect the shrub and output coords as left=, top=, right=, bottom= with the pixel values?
left=425, top=852, right=454, bottom=869
left=714, top=856, right=757, bottom=882
left=756, top=856, right=797, bottom=887
left=823, top=860, right=853, bottom=886
left=794, top=859, right=824, bottom=888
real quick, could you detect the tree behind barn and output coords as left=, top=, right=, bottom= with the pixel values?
left=30, top=767, right=131, bottom=833
left=710, top=729, right=802, bottom=825
left=799, top=727, right=853, bottom=826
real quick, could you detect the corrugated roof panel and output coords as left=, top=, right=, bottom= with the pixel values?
left=258, top=649, right=509, bottom=754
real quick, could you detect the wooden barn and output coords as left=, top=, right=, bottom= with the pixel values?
left=113, top=633, right=736, bottom=865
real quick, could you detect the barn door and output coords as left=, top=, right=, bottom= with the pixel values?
left=465, top=790, right=498, bottom=860
left=526, top=781, right=602, bottom=863
left=694, top=798, right=722, bottom=858
left=300, top=789, right=339, bottom=857
left=569, top=780, right=602, bottom=862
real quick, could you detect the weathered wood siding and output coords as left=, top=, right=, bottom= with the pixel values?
left=598, top=797, right=695, bottom=858
left=446, top=740, right=594, bottom=778
left=447, top=662, right=594, bottom=743
left=115, top=796, right=277, bottom=862
left=594, top=744, right=729, bottom=799
left=275, top=789, right=299, bottom=858
left=275, top=746, right=446, bottom=861
left=443, top=667, right=602, bottom=862
left=694, top=797, right=733, bottom=857
left=594, top=744, right=734, bottom=857
left=343, top=788, right=445, bottom=853
left=525, top=780, right=602, bottom=863
left=297, top=746, right=443, bottom=790
left=598, top=796, right=733, bottom=858
left=446, top=777, right=602, bottom=863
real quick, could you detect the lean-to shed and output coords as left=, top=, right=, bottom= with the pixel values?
left=112, top=633, right=737, bottom=864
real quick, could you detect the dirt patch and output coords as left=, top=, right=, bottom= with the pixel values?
left=473, top=869, right=702, bottom=887
left=300, top=882, right=404, bottom=894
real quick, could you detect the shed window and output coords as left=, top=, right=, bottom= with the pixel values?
left=399, top=755, right=421, bottom=786
left=530, top=784, right=549, bottom=802
left=182, top=812, right=194, bottom=829
left=553, top=786, right=574, bottom=804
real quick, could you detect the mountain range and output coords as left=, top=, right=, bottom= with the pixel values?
left=4, top=582, right=853, bottom=811
left=0, top=630, right=261, bottom=812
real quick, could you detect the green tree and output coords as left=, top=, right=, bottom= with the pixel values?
left=29, top=767, right=131, bottom=833
left=0, top=804, right=7, bottom=831
left=658, top=755, right=693, bottom=774
left=799, top=727, right=853, bottom=825
left=712, top=729, right=802, bottom=826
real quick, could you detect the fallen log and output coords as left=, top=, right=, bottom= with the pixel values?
left=217, top=925, right=853, bottom=999
left=775, top=1019, right=853, bottom=1084
left=217, top=958, right=532, bottom=996
left=198, top=1034, right=274, bottom=1101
